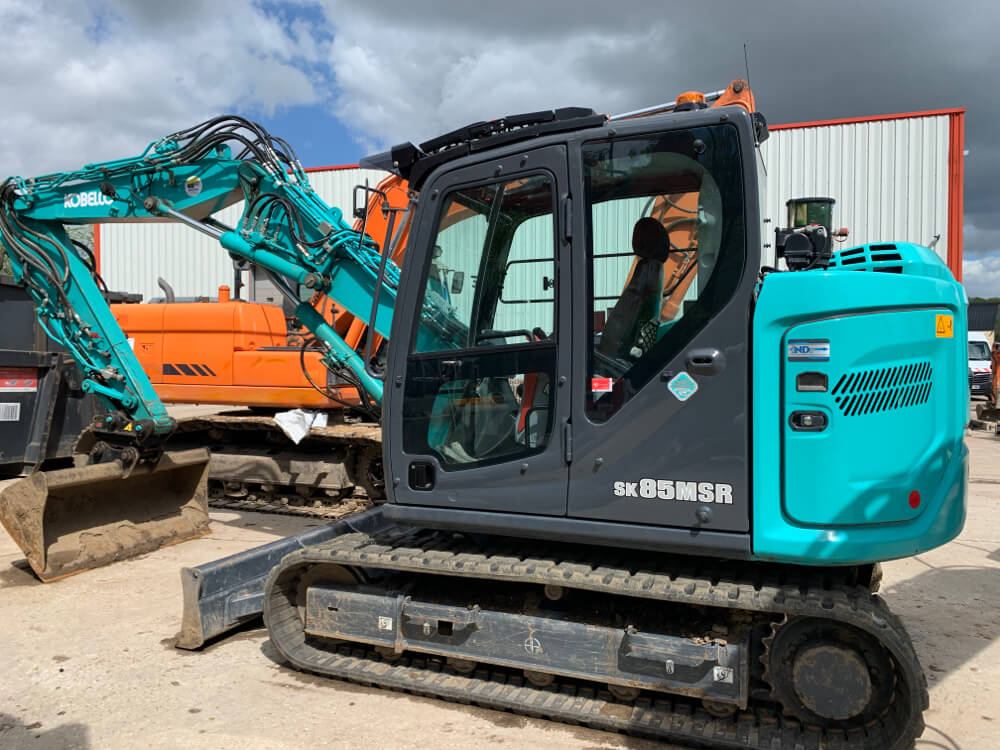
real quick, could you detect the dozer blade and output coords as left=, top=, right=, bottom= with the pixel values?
left=0, top=448, right=211, bottom=582
left=177, top=506, right=389, bottom=649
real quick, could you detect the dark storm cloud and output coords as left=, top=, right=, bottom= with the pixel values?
left=316, top=0, right=998, bottom=290
left=5, top=1, right=996, bottom=290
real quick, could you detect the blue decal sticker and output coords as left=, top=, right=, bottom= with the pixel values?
left=667, top=371, right=698, bottom=402
left=787, top=339, right=830, bottom=362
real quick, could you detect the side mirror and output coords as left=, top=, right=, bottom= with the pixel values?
left=451, top=271, right=465, bottom=295
left=352, top=184, right=367, bottom=220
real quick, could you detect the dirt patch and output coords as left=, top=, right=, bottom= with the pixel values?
left=478, top=712, right=528, bottom=730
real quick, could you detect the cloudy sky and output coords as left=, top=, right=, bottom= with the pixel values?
left=2, top=0, right=997, bottom=293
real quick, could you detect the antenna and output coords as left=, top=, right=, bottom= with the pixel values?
left=744, top=41, right=767, bottom=174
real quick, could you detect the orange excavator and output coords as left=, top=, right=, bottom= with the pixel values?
left=112, top=173, right=412, bottom=411
left=102, top=174, right=409, bottom=510
left=110, top=81, right=755, bottom=516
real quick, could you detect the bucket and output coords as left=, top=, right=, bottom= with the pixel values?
left=0, top=448, right=210, bottom=581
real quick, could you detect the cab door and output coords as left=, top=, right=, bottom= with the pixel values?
left=566, top=122, right=758, bottom=533
left=383, top=146, right=571, bottom=515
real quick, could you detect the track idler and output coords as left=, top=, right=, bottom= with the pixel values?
left=763, top=616, right=898, bottom=729
left=0, top=448, right=210, bottom=581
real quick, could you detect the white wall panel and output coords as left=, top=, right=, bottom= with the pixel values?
left=759, top=116, right=950, bottom=268
left=98, top=168, right=387, bottom=302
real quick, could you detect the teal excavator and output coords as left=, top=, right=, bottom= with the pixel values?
left=0, top=114, right=453, bottom=581
left=0, top=81, right=968, bottom=749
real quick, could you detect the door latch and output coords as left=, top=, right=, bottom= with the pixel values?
left=789, top=411, right=828, bottom=432
left=685, top=348, right=726, bottom=376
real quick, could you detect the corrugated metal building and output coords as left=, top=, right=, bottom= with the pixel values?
left=759, top=108, right=964, bottom=276
left=95, top=108, right=965, bottom=302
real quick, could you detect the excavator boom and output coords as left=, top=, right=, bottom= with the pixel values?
left=0, top=116, right=459, bottom=579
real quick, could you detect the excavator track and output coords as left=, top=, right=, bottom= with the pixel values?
left=207, top=490, right=375, bottom=520
left=172, top=412, right=386, bottom=518
left=265, top=528, right=925, bottom=750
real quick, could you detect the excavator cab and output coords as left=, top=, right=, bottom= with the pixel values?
left=382, top=110, right=753, bottom=540
left=376, top=94, right=965, bottom=562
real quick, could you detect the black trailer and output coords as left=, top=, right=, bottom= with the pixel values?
left=0, top=275, right=132, bottom=476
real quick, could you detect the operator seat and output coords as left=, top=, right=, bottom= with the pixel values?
left=597, top=217, right=670, bottom=360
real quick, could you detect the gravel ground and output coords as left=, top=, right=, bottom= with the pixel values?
left=1, top=432, right=998, bottom=749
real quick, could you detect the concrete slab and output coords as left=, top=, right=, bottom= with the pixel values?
left=1, top=436, right=999, bottom=749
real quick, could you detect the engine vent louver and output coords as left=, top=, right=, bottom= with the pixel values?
left=828, top=243, right=904, bottom=274
left=830, top=360, right=933, bottom=416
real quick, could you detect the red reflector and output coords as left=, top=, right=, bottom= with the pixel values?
left=0, top=367, right=38, bottom=392
left=908, top=491, right=921, bottom=509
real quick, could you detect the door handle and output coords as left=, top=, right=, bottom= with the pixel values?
left=685, top=348, right=726, bottom=376
left=438, top=359, right=466, bottom=383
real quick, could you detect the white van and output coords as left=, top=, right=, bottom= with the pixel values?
left=968, top=331, right=993, bottom=397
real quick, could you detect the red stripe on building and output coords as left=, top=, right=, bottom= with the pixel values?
left=768, top=108, right=966, bottom=131
left=302, top=164, right=360, bottom=173
left=946, top=111, right=965, bottom=281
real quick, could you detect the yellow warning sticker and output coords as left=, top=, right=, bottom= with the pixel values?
left=935, top=314, right=954, bottom=338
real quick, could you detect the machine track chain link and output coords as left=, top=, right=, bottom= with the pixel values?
left=351, top=443, right=386, bottom=502
left=264, top=529, right=928, bottom=750
left=207, top=492, right=374, bottom=520
left=175, top=413, right=384, bottom=517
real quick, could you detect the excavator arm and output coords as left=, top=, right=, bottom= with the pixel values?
left=0, top=116, right=446, bottom=453
left=0, top=115, right=459, bottom=580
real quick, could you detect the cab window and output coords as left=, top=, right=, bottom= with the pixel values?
left=413, top=175, right=555, bottom=353
left=584, top=125, right=746, bottom=422
left=404, top=173, right=558, bottom=469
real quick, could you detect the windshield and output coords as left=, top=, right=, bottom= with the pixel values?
left=413, top=174, right=555, bottom=353
left=969, top=341, right=991, bottom=361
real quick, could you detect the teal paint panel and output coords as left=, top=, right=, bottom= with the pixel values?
left=783, top=310, right=957, bottom=527
left=752, top=243, right=967, bottom=566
